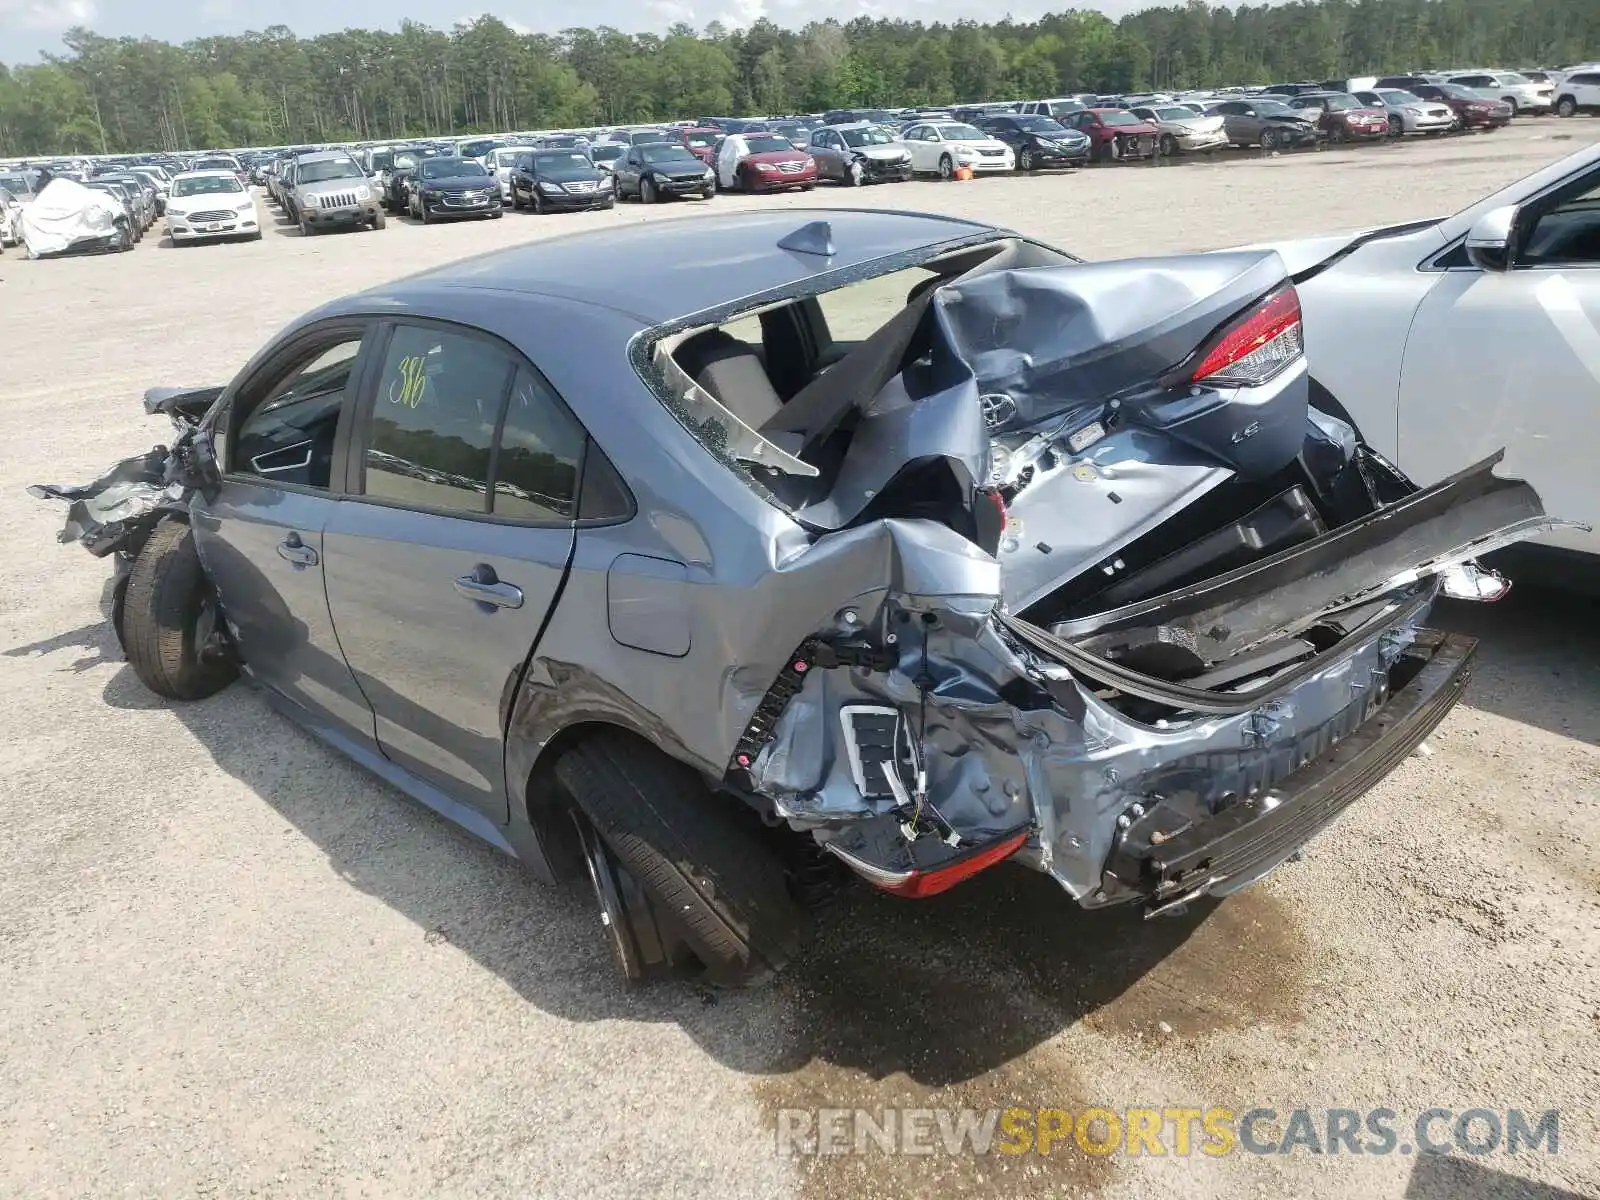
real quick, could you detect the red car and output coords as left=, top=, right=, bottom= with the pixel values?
left=1287, top=93, right=1389, bottom=141
left=1061, top=108, right=1159, bottom=161
left=677, top=127, right=723, bottom=165
left=1411, top=83, right=1514, bottom=130
left=720, top=133, right=818, bottom=193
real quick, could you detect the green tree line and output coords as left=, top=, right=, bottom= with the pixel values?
left=2, top=0, right=1595, bottom=155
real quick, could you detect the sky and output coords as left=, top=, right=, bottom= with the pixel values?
left=1, top=0, right=1150, bottom=64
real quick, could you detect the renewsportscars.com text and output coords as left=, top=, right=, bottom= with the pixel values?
left=775, top=1106, right=1560, bottom=1159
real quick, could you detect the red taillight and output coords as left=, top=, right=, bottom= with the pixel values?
left=1190, top=285, right=1304, bottom=388
left=870, top=830, right=1030, bottom=899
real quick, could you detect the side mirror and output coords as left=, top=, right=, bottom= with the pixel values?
left=1465, top=204, right=1518, bottom=271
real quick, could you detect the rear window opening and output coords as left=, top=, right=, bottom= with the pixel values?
left=643, top=236, right=1076, bottom=515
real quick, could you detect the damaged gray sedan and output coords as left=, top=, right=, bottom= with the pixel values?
left=32, top=210, right=1564, bottom=987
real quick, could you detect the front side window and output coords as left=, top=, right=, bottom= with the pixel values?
left=234, top=336, right=365, bottom=488
left=364, top=326, right=513, bottom=515
left=1520, top=175, right=1600, bottom=267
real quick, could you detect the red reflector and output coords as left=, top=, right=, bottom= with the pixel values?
left=872, top=830, right=1030, bottom=899
left=1191, top=286, right=1302, bottom=384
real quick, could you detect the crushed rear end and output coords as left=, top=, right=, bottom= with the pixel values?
left=719, top=245, right=1564, bottom=911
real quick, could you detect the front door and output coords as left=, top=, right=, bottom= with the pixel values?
left=191, top=323, right=379, bottom=745
left=322, top=321, right=585, bottom=821
left=1399, top=161, right=1600, bottom=557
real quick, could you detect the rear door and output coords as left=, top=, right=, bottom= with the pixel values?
left=1398, top=158, right=1600, bottom=557
left=191, top=320, right=379, bottom=745
left=321, top=320, right=587, bottom=821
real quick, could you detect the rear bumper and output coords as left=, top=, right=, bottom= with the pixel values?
left=1101, top=631, right=1475, bottom=910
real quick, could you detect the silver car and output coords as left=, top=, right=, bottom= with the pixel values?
left=1129, top=105, right=1229, bottom=154
left=290, top=151, right=384, bottom=235
left=34, top=210, right=1548, bottom=988
left=1354, top=90, right=1457, bottom=135
left=804, top=123, right=913, bottom=185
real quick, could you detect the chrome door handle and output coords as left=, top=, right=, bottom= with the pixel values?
left=276, top=531, right=318, bottom=567
left=454, top=565, right=523, bottom=610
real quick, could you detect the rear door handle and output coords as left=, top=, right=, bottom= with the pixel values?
left=454, top=564, right=523, bottom=610
left=276, top=531, right=318, bottom=567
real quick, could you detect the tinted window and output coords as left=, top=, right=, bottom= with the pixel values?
left=492, top=370, right=586, bottom=521
left=639, top=145, right=698, bottom=164
left=235, top=337, right=364, bottom=489
left=364, top=326, right=513, bottom=515
left=1521, top=175, right=1600, bottom=266
left=1571, top=73, right=1600, bottom=85
left=743, top=136, right=793, bottom=153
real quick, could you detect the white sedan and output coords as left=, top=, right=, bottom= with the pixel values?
left=165, top=170, right=260, bottom=244
left=1246, top=141, right=1600, bottom=577
left=900, top=122, right=1015, bottom=178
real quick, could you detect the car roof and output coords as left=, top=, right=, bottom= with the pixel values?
left=172, top=169, right=240, bottom=180
left=295, top=150, right=354, bottom=163
left=357, top=209, right=1000, bottom=325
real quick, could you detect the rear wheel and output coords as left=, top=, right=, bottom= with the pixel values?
left=552, top=731, right=805, bottom=987
left=121, top=519, right=238, bottom=702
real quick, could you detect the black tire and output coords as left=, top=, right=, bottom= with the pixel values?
left=1388, top=114, right=1403, bottom=138
left=1557, top=97, right=1577, bottom=118
left=1504, top=97, right=1519, bottom=116
left=1159, top=133, right=1177, bottom=157
left=122, top=519, right=237, bottom=702
left=1018, top=147, right=1035, bottom=171
left=532, top=190, right=544, bottom=214
left=420, top=202, right=431, bottom=225
left=641, top=176, right=657, bottom=204
left=938, top=153, right=954, bottom=180
left=701, top=186, right=715, bottom=200
left=552, top=732, right=805, bottom=987
left=1259, top=128, right=1279, bottom=151
left=299, top=216, right=313, bottom=237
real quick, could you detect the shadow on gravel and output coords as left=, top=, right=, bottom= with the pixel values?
left=1404, top=1153, right=1587, bottom=1200
left=18, top=557, right=1593, bottom=1197
left=1432, top=583, right=1600, bottom=744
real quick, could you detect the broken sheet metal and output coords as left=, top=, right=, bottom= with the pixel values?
left=28, top=386, right=221, bottom=558
left=28, top=449, right=182, bottom=557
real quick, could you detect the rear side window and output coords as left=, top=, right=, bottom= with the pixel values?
left=364, top=325, right=513, bottom=515
left=493, top=370, right=586, bottom=521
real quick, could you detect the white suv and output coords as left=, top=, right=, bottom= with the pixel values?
left=1554, top=70, right=1600, bottom=117
left=1445, top=71, right=1555, bottom=114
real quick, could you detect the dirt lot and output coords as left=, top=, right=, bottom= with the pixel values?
left=3, top=123, right=1598, bottom=1200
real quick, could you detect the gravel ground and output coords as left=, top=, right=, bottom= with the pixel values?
left=2, top=123, right=1598, bottom=1200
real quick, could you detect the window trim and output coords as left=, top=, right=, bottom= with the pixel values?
left=220, top=316, right=378, bottom=498
left=345, top=315, right=629, bottom=529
